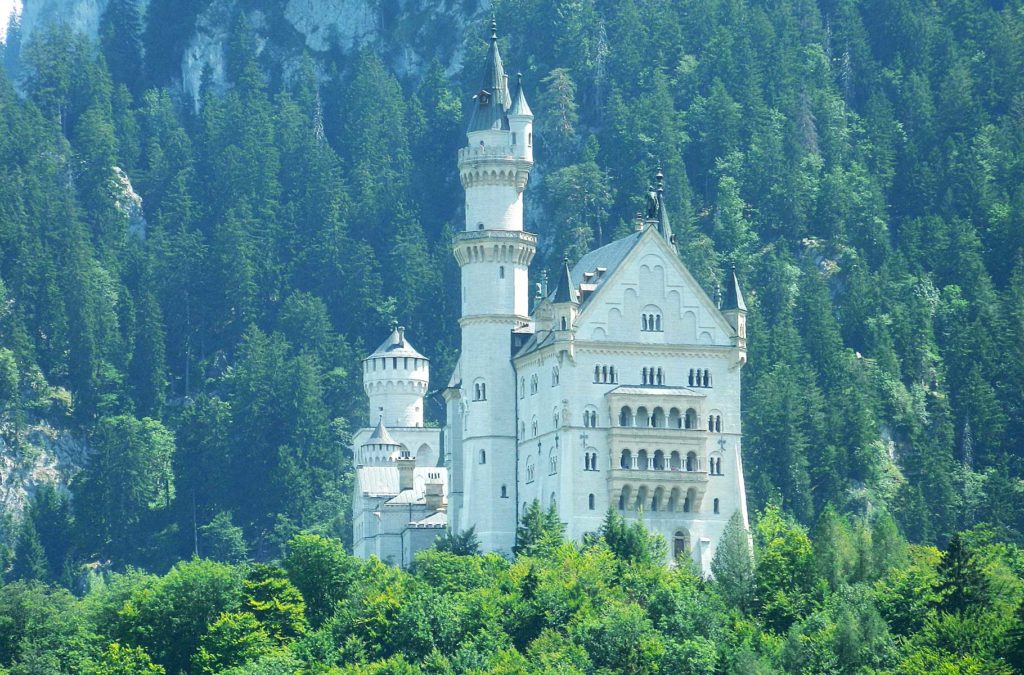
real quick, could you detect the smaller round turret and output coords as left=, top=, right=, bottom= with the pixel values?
left=359, top=417, right=404, bottom=466
left=363, top=326, right=430, bottom=427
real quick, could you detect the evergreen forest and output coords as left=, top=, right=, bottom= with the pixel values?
left=0, top=0, right=1023, bottom=671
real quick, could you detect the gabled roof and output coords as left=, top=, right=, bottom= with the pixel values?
left=369, top=326, right=425, bottom=360
left=565, top=231, right=643, bottom=309
left=572, top=227, right=739, bottom=341
left=467, top=20, right=511, bottom=133
left=721, top=264, right=747, bottom=311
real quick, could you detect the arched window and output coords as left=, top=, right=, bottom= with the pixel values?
left=686, top=451, right=698, bottom=472
left=670, top=451, right=681, bottom=471
left=519, top=421, right=525, bottom=440
left=473, top=379, right=486, bottom=401
left=591, top=452, right=599, bottom=471
left=531, top=374, right=539, bottom=394
left=501, top=485, right=508, bottom=498
left=637, top=406, right=650, bottom=428
left=618, top=493, right=625, bottom=510
left=560, top=316, right=568, bottom=330
left=688, top=368, right=694, bottom=386
left=653, top=449, right=665, bottom=470
left=683, top=496, right=691, bottom=512
left=526, top=458, right=536, bottom=483
left=674, top=530, right=690, bottom=559
left=531, top=417, right=538, bottom=437
left=714, top=498, right=720, bottom=514
left=549, top=449, right=558, bottom=474
left=520, top=378, right=525, bottom=398
left=656, top=367, right=664, bottom=385
left=589, top=494, right=595, bottom=510
left=620, top=449, right=632, bottom=469
left=552, top=366, right=559, bottom=386
left=708, top=415, right=715, bottom=432
left=716, top=415, right=722, bottom=432
left=584, top=453, right=591, bottom=470
left=641, top=367, right=648, bottom=385
left=684, top=408, right=698, bottom=430
left=499, top=266, right=505, bottom=279
left=594, top=365, right=601, bottom=382
left=619, top=406, right=633, bottom=427
left=642, top=314, right=649, bottom=331
left=479, top=449, right=486, bottom=464
left=637, top=449, right=649, bottom=470
left=610, top=366, right=617, bottom=383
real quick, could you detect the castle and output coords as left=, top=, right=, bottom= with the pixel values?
left=352, top=23, right=750, bottom=572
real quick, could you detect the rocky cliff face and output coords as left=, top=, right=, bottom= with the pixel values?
left=12, top=0, right=480, bottom=103
left=0, top=423, right=88, bottom=529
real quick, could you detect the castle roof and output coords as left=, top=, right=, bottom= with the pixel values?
left=368, top=325, right=426, bottom=360
left=365, top=417, right=401, bottom=447
left=467, top=20, right=511, bottom=133
left=552, top=258, right=577, bottom=304
left=721, top=264, right=747, bottom=311
left=508, top=72, right=532, bottom=117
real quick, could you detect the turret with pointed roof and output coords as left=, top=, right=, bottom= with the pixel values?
left=363, top=325, right=431, bottom=428
left=467, top=19, right=511, bottom=133
left=721, top=264, right=748, bottom=363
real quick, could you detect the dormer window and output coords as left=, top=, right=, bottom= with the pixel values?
left=478, top=90, right=491, bottom=105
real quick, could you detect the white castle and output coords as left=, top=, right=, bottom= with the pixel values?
left=352, top=23, right=750, bottom=572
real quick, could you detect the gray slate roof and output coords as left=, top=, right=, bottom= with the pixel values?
left=721, top=265, right=747, bottom=311
left=467, top=21, right=511, bottom=133
left=508, top=72, right=533, bottom=117
left=365, top=417, right=401, bottom=447
left=369, top=326, right=426, bottom=360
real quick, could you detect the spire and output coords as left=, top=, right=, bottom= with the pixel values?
left=508, top=72, right=533, bottom=117
left=552, top=257, right=577, bottom=304
left=467, top=19, right=511, bottom=133
left=722, top=264, right=747, bottom=311
left=655, top=168, right=674, bottom=244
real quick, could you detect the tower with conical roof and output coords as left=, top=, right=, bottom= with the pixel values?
left=363, top=325, right=430, bottom=428
left=446, top=21, right=536, bottom=554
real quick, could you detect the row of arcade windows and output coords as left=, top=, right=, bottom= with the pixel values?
left=473, top=381, right=487, bottom=401
left=689, top=369, right=712, bottom=388
left=583, top=452, right=599, bottom=471
left=594, top=365, right=618, bottom=383
left=616, top=491, right=721, bottom=515
left=583, top=410, right=598, bottom=427
left=618, top=406, right=702, bottom=430
left=641, top=367, right=665, bottom=385
left=641, top=313, right=663, bottom=332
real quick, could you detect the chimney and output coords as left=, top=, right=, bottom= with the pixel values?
left=424, top=472, right=445, bottom=511
left=396, top=447, right=415, bottom=491
left=397, top=326, right=406, bottom=347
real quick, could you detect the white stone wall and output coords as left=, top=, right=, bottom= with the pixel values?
left=511, top=233, right=749, bottom=573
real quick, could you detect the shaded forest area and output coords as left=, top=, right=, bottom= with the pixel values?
left=0, top=0, right=1023, bottom=665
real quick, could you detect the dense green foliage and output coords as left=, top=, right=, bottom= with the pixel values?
left=0, top=514, right=1021, bottom=672
left=0, top=0, right=1023, bottom=665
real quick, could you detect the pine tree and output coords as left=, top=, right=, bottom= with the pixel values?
left=711, top=511, right=754, bottom=610
left=935, top=533, right=990, bottom=615
left=99, top=0, right=144, bottom=96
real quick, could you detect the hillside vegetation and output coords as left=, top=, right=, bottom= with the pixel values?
left=0, top=0, right=1023, bottom=670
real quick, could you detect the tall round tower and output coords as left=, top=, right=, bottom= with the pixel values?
left=450, top=21, right=535, bottom=554
left=363, top=326, right=430, bottom=428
